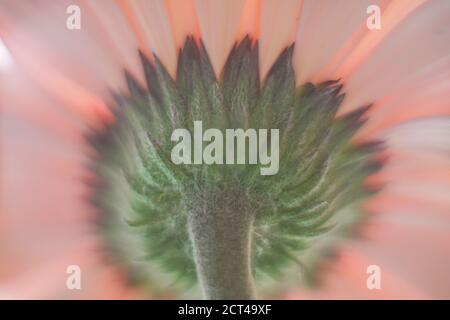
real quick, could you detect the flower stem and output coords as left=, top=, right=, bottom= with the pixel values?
left=187, top=187, right=256, bottom=299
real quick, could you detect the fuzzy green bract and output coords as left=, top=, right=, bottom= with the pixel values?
left=88, top=36, right=382, bottom=297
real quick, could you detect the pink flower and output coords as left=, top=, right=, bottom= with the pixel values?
left=1, top=0, right=449, bottom=299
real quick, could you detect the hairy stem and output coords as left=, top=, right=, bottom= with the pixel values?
left=187, top=187, right=256, bottom=299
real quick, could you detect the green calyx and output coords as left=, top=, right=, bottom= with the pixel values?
left=88, top=36, right=383, bottom=299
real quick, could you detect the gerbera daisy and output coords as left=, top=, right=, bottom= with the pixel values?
left=1, top=0, right=449, bottom=299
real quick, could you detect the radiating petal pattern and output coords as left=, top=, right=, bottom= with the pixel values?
left=0, top=0, right=449, bottom=299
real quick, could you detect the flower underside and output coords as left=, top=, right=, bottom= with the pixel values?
left=88, top=36, right=383, bottom=299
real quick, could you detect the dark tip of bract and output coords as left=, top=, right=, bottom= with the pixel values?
left=261, top=43, right=296, bottom=88
left=319, top=79, right=341, bottom=87
left=124, top=70, right=145, bottom=97
left=356, top=140, right=386, bottom=152
left=138, top=50, right=161, bottom=99
left=330, top=84, right=344, bottom=96
left=180, top=36, right=199, bottom=60
left=300, top=82, right=317, bottom=96
left=344, top=104, right=372, bottom=122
